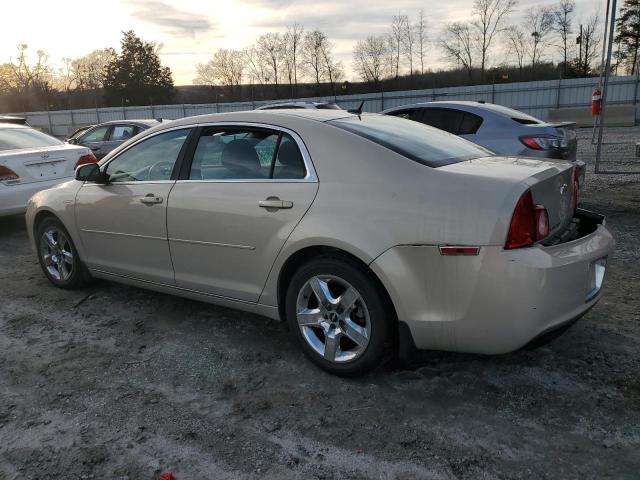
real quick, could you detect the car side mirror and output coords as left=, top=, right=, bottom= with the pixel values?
left=75, top=163, right=107, bottom=183
left=67, top=138, right=77, bottom=145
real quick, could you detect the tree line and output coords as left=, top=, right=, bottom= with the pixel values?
left=2, top=0, right=640, bottom=113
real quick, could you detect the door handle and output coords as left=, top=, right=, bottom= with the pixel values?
left=89, top=146, right=100, bottom=151
left=259, top=197, right=293, bottom=210
left=140, top=194, right=163, bottom=205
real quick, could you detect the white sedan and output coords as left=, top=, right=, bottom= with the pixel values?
left=0, top=123, right=96, bottom=216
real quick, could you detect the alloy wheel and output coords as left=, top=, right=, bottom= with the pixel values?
left=296, top=275, right=371, bottom=363
left=40, top=227, right=74, bottom=281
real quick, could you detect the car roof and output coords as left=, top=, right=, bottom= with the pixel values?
left=93, top=119, right=161, bottom=127
left=257, top=101, right=338, bottom=109
left=383, top=101, right=544, bottom=123
left=170, top=109, right=353, bottom=125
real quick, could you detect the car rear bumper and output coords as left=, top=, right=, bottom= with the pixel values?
left=370, top=210, right=615, bottom=354
left=0, top=178, right=70, bottom=216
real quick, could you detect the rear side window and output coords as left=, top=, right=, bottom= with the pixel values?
left=417, top=108, right=465, bottom=134
left=329, top=114, right=490, bottom=168
left=387, top=109, right=416, bottom=120
left=0, top=128, right=62, bottom=151
left=459, top=113, right=483, bottom=134
left=109, top=125, right=138, bottom=141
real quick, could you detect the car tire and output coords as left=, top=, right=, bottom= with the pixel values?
left=36, top=217, right=92, bottom=289
left=285, top=255, right=393, bottom=376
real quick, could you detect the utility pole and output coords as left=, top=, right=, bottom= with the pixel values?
left=595, top=0, right=618, bottom=174
left=577, top=24, right=583, bottom=75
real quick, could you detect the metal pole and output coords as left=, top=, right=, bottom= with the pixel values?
left=592, top=0, right=611, bottom=144
left=595, top=0, right=617, bottom=174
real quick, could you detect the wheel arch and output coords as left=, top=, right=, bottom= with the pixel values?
left=276, top=245, right=399, bottom=336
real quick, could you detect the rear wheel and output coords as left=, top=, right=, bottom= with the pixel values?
left=285, top=256, right=392, bottom=376
left=36, top=217, right=91, bottom=289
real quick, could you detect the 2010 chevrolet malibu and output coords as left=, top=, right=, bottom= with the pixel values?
left=26, top=110, right=614, bottom=376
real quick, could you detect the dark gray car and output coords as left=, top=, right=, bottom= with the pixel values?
left=67, top=119, right=160, bottom=159
left=383, top=101, right=578, bottom=161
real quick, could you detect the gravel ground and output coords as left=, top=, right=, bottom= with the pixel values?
left=1, top=130, right=639, bottom=479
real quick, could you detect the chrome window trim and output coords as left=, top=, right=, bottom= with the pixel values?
left=181, top=122, right=317, bottom=183
left=96, top=121, right=318, bottom=185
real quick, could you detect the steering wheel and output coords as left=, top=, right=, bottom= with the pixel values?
left=147, top=161, right=175, bottom=181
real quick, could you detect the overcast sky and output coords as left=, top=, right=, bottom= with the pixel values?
left=1, top=0, right=604, bottom=85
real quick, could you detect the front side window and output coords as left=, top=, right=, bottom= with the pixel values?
left=105, top=129, right=190, bottom=182
left=189, top=128, right=306, bottom=180
left=329, top=114, right=490, bottom=168
left=80, top=126, right=109, bottom=143
left=109, top=125, right=138, bottom=141
left=0, top=128, right=62, bottom=151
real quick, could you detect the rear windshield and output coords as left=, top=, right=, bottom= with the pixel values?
left=0, top=128, right=63, bottom=151
left=329, top=114, right=491, bottom=167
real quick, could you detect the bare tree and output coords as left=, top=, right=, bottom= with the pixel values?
left=71, top=49, right=116, bottom=91
left=385, top=34, right=399, bottom=79
left=441, top=22, right=475, bottom=82
left=318, top=37, right=343, bottom=97
left=302, top=30, right=329, bottom=92
left=471, top=0, right=517, bottom=80
left=390, top=14, right=407, bottom=77
left=195, top=49, right=243, bottom=88
left=8, top=44, right=52, bottom=110
left=256, top=33, right=285, bottom=94
left=577, top=14, right=601, bottom=76
left=401, top=15, right=416, bottom=75
left=415, top=9, right=428, bottom=74
left=283, top=23, right=304, bottom=95
left=353, top=36, right=388, bottom=84
left=551, top=0, right=576, bottom=75
left=504, top=26, right=527, bottom=75
left=242, top=45, right=267, bottom=84
left=525, top=6, right=554, bottom=67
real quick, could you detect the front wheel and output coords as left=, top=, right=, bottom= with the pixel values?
left=285, top=256, right=393, bottom=376
left=36, top=217, right=91, bottom=289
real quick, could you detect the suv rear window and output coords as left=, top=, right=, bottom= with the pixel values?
left=329, top=114, right=491, bottom=168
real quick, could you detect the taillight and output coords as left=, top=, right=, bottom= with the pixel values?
left=535, top=205, right=550, bottom=240
left=0, top=165, right=19, bottom=181
left=505, top=190, right=536, bottom=249
left=520, top=135, right=561, bottom=150
left=506, top=190, right=550, bottom=249
left=75, top=151, right=97, bottom=169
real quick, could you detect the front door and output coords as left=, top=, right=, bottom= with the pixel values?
left=76, top=128, right=191, bottom=283
left=167, top=126, right=318, bottom=302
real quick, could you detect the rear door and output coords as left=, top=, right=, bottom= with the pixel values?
left=167, top=124, right=318, bottom=302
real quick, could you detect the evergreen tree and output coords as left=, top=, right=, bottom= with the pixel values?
left=103, top=31, right=175, bottom=106
left=615, top=0, right=640, bottom=74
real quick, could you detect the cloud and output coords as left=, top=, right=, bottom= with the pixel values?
left=126, top=0, right=213, bottom=36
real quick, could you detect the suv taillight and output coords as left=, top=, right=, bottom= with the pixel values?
left=0, top=165, right=19, bottom=181
left=520, top=135, right=561, bottom=150
left=75, top=151, right=97, bottom=169
left=505, top=190, right=550, bottom=249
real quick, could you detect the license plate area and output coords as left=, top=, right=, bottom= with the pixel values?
left=586, top=257, right=607, bottom=302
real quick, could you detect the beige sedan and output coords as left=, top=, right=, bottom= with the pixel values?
left=26, top=110, right=614, bottom=376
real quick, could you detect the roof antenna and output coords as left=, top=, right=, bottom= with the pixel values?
left=348, top=100, right=365, bottom=115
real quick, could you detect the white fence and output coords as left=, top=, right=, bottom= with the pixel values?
left=12, top=76, right=640, bottom=137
